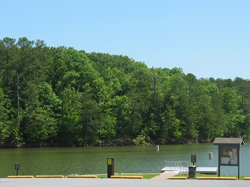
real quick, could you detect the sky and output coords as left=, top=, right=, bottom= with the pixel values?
left=1, top=0, right=250, bottom=80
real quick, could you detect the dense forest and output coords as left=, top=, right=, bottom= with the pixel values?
left=0, top=37, right=250, bottom=147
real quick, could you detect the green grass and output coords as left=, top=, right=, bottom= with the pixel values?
left=96, top=174, right=107, bottom=178
left=175, top=173, right=216, bottom=177
left=96, top=173, right=160, bottom=179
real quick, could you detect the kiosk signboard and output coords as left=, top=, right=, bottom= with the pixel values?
left=219, top=145, right=239, bottom=166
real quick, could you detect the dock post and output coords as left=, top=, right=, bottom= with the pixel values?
left=156, top=145, right=159, bottom=151
left=209, top=152, right=213, bottom=160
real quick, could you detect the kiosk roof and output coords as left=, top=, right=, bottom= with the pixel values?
left=213, top=138, right=244, bottom=145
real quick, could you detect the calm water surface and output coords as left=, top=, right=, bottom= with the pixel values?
left=0, top=143, right=249, bottom=177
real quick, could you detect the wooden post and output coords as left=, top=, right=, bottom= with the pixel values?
left=218, top=146, right=220, bottom=177
left=238, top=145, right=240, bottom=179
left=107, top=158, right=114, bottom=178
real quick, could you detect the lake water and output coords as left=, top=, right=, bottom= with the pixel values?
left=0, top=143, right=250, bottom=178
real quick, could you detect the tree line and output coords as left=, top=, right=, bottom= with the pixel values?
left=0, top=37, right=250, bottom=147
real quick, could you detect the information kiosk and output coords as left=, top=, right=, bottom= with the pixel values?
left=213, top=138, right=244, bottom=178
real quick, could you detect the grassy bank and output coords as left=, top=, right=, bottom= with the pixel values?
left=175, top=173, right=246, bottom=180
left=96, top=173, right=160, bottom=179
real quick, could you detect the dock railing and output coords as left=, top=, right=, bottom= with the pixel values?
left=164, top=161, right=190, bottom=174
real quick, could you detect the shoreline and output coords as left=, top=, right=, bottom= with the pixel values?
left=0, top=141, right=215, bottom=149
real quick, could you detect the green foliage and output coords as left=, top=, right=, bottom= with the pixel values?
left=0, top=36, right=250, bottom=146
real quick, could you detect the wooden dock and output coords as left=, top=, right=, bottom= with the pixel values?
left=161, top=167, right=217, bottom=174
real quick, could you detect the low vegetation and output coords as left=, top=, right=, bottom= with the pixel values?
left=96, top=173, right=159, bottom=179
